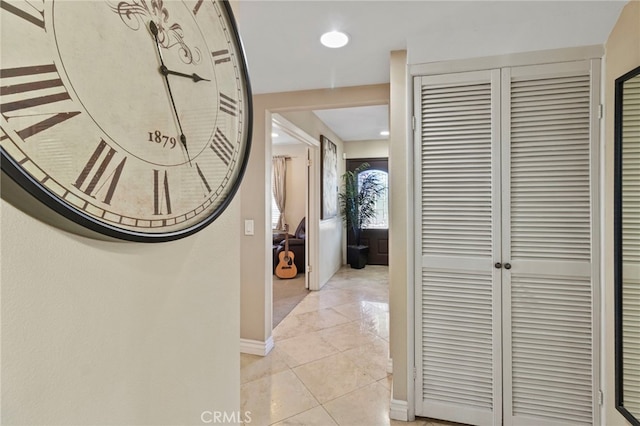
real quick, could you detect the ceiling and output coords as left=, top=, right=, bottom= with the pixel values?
left=235, top=0, right=626, bottom=143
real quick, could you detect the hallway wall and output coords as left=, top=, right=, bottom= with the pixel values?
left=344, top=139, right=389, bottom=159
left=388, top=49, right=411, bottom=413
left=1, top=197, right=241, bottom=425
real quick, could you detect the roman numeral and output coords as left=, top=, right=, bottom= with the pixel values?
left=210, top=128, right=234, bottom=166
left=0, top=111, right=80, bottom=142
left=1, top=0, right=45, bottom=30
left=195, top=162, right=212, bottom=193
left=192, top=0, right=204, bottom=15
left=0, top=63, right=80, bottom=141
left=73, top=139, right=127, bottom=205
left=153, top=169, right=172, bottom=215
left=212, top=49, right=231, bottom=65
left=1, top=64, right=70, bottom=113
left=219, top=92, right=237, bottom=116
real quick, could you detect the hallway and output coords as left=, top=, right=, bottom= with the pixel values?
left=240, top=265, right=453, bottom=426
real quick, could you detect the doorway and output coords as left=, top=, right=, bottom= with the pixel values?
left=346, top=158, right=389, bottom=265
left=270, top=113, right=320, bottom=293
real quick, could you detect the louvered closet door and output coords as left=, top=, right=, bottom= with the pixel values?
left=416, top=60, right=598, bottom=426
left=501, top=61, right=597, bottom=426
left=414, top=69, right=502, bottom=426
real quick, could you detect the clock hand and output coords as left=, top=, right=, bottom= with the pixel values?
left=159, top=65, right=210, bottom=83
left=149, top=21, right=192, bottom=166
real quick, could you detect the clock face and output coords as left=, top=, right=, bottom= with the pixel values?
left=0, top=0, right=252, bottom=242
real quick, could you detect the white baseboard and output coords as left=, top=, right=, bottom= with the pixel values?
left=240, top=336, right=274, bottom=356
left=389, top=399, right=409, bottom=421
left=387, top=357, right=393, bottom=374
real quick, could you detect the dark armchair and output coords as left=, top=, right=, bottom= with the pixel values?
left=273, top=218, right=306, bottom=274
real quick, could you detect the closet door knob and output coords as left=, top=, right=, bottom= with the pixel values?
left=504, top=263, right=512, bottom=270
left=494, top=262, right=502, bottom=269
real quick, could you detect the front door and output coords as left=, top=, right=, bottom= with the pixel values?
left=346, top=158, right=389, bottom=265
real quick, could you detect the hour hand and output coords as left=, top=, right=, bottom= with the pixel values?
left=159, top=65, right=210, bottom=83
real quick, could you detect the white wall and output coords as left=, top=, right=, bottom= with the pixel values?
left=388, top=49, right=412, bottom=413
left=406, top=2, right=624, bottom=66
left=1, top=197, right=240, bottom=425
left=344, top=139, right=389, bottom=159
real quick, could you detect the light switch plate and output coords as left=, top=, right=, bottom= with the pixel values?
left=244, top=219, right=254, bottom=235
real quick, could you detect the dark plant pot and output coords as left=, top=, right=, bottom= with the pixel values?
left=347, top=245, right=369, bottom=269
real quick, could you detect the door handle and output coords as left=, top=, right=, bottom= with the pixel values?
left=494, top=262, right=511, bottom=269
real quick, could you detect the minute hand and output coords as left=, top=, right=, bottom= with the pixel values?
left=149, top=21, right=191, bottom=166
left=160, top=65, right=210, bottom=83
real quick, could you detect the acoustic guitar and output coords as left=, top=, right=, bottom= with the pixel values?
left=275, top=224, right=298, bottom=279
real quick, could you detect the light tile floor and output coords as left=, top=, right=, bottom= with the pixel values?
left=241, top=265, right=457, bottom=426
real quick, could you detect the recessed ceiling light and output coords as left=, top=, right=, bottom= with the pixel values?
left=320, top=31, right=349, bottom=48
left=380, top=130, right=390, bottom=136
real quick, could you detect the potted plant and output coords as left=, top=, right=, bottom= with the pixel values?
left=339, top=163, right=385, bottom=269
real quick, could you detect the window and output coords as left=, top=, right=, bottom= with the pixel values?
left=358, top=170, right=388, bottom=229
left=271, top=186, right=280, bottom=230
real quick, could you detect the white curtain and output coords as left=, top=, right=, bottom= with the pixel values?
left=272, top=156, right=287, bottom=230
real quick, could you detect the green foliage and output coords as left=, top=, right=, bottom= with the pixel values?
left=338, top=163, right=385, bottom=246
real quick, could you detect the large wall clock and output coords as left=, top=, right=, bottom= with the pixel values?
left=0, top=0, right=252, bottom=242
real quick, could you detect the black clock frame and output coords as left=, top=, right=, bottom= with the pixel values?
left=0, top=0, right=252, bottom=243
